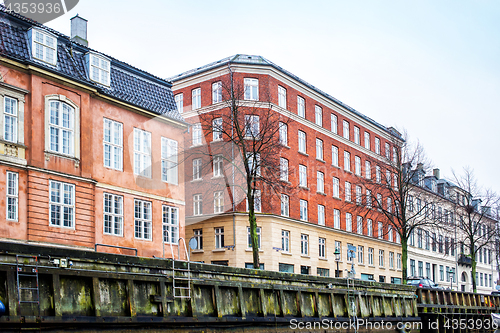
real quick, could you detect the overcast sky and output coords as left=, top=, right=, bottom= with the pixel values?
left=44, top=0, right=500, bottom=193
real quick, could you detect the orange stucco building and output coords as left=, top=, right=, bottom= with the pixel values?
left=0, top=8, right=186, bottom=258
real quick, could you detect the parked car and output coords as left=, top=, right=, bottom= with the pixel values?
left=406, top=277, right=442, bottom=289
left=491, top=291, right=500, bottom=296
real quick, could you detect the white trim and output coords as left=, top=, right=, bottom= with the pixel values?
left=96, top=182, right=185, bottom=205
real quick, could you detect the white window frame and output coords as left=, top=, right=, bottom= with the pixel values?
left=367, top=219, right=373, bottom=237
left=244, top=78, right=259, bottom=101
left=316, top=138, right=323, bottom=160
left=379, top=250, right=385, bottom=267
left=389, top=252, right=394, bottom=269
left=49, top=180, right=75, bottom=229
left=175, top=93, right=183, bottom=113
left=212, top=81, right=222, bottom=104
left=46, top=97, right=77, bottom=157
left=315, top=105, right=322, bottom=127
left=343, top=120, right=349, bottom=140
left=161, top=137, right=178, bottom=185
left=163, top=205, right=179, bottom=244
left=378, top=221, right=383, bottom=239
left=212, top=118, right=223, bottom=141
left=358, top=246, right=364, bottom=264
left=3, top=96, right=18, bottom=143
left=282, top=230, right=290, bottom=252
left=298, top=130, right=306, bottom=153
left=281, top=194, right=289, bottom=217
left=279, top=122, right=288, bottom=146
left=246, top=152, right=261, bottom=176
left=346, top=213, right=352, bottom=232
left=278, top=86, right=287, bottom=108
left=300, top=199, right=308, bottom=221
left=317, top=171, right=324, bottom=194
left=244, top=115, right=260, bottom=138
left=215, top=227, right=224, bottom=249
left=375, top=137, right=381, bottom=154
left=301, top=234, right=309, bottom=256
left=319, top=237, right=326, bottom=258
left=388, top=225, right=393, bottom=242
left=29, top=28, right=57, bottom=65
left=299, top=165, right=307, bottom=187
left=280, top=158, right=289, bottom=182
left=133, top=128, right=152, bottom=178
left=354, top=126, right=360, bottom=144
left=332, top=145, right=339, bottom=167
left=366, top=189, right=372, bottom=208
left=213, top=155, right=223, bottom=178
left=103, top=118, right=123, bottom=171
left=192, top=123, right=202, bottom=146
left=385, top=142, right=390, bottom=159
left=344, top=151, right=350, bottom=171
left=355, top=156, right=361, bottom=175
left=376, top=166, right=381, bottom=183
left=193, top=158, right=202, bottom=181
left=397, top=253, right=402, bottom=269
left=214, top=191, right=224, bottom=214
left=297, top=96, right=305, bottom=117
left=103, top=193, right=123, bottom=236
left=193, top=194, right=202, bottom=216
left=331, top=114, right=338, bottom=134
left=192, top=88, right=201, bottom=110
left=194, top=229, right=203, bottom=250
left=356, top=185, right=362, bottom=205
left=247, top=226, right=262, bottom=249
left=6, top=171, right=18, bottom=221
left=334, top=209, right=340, bottom=229
left=364, top=132, right=370, bottom=149
left=368, top=248, right=374, bottom=265
left=333, top=177, right=340, bottom=198
left=365, top=161, right=371, bottom=179
left=134, top=199, right=152, bottom=240
left=357, top=216, right=363, bottom=235
left=345, top=181, right=351, bottom=202
left=87, top=53, right=111, bottom=86
left=318, top=205, right=325, bottom=226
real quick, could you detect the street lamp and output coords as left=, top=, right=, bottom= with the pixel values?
left=334, top=248, right=341, bottom=277
left=447, top=268, right=454, bottom=290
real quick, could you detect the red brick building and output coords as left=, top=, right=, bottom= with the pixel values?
left=171, top=55, right=403, bottom=282
left=0, top=8, right=186, bottom=258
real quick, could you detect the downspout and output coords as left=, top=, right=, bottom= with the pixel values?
left=229, top=64, right=236, bottom=251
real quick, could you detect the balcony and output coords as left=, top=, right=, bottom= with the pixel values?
left=458, top=254, right=472, bottom=267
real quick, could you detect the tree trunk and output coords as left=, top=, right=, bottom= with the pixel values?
left=247, top=200, right=260, bottom=269
left=401, top=237, right=408, bottom=284
left=471, top=257, right=477, bottom=293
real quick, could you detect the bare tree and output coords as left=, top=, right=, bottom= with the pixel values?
left=186, top=65, right=294, bottom=268
left=452, top=167, right=499, bottom=293
left=355, top=131, right=443, bottom=283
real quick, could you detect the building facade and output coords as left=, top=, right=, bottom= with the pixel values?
left=0, top=8, right=186, bottom=258
left=171, top=55, right=403, bottom=282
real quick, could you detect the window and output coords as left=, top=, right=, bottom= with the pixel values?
left=332, top=146, right=339, bottom=167
left=366, top=189, right=372, bottom=208
left=379, top=250, right=385, bottom=267
left=424, top=231, right=430, bottom=250
left=318, top=205, right=325, bottom=226
left=193, top=194, right=202, bottom=216
left=333, top=177, right=340, bottom=198
left=388, top=225, right=393, bottom=242
left=279, top=122, right=288, bottom=145
left=335, top=241, right=342, bottom=259
left=212, top=81, right=222, bottom=103
left=134, top=199, right=152, bottom=240
left=213, top=155, right=223, bottom=177
left=410, top=260, right=416, bottom=276
left=192, top=88, right=201, bottom=110
left=244, top=78, right=259, bottom=100
left=278, top=86, right=287, bottom=108
left=316, top=138, right=323, bottom=160
left=368, top=248, right=374, bottom=265
left=378, top=222, right=383, bottom=239
left=389, top=252, right=394, bottom=268
left=193, top=158, right=202, bottom=181
left=163, top=205, right=179, bottom=244
left=215, top=227, right=224, bottom=249
left=161, top=137, right=178, bottom=184
left=387, top=197, right=392, bottom=213
left=103, top=119, right=123, bottom=170
left=386, top=170, right=391, bottom=186
left=301, top=234, right=309, bottom=255
left=358, top=246, right=364, bottom=264
left=192, top=123, right=202, bottom=146
left=301, top=266, right=310, bottom=275
left=297, top=96, right=305, bottom=117
left=244, top=115, right=260, bottom=138
left=354, top=126, right=360, bottom=144
left=279, top=263, right=294, bottom=273
left=426, top=263, right=431, bottom=278
left=282, top=230, right=290, bottom=252
left=214, top=191, right=224, bottom=213
left=376, top=166, right=381, bottom=183
left=344, top=151, right=350, bottom=171
left=280, top=158, right=289, bottom=181
left=438, top=235, right=443, bottom=253
left=356, top=185, right=362, bottom=205
left=331, top=114, right=338, bottom=134
left=355, top=156, right=361, bottom=176
left=343, top=120, right=349, bottom=140
left=248, top=190, right=261, bottom=213
left=364, top=132, right=370, bottom=149
left=30, top=28, right=57, bottom=65
left=133, top=128, right=152, bottom=177
left=345, top=181, right=351, bottom=201
left=346, top=213, right=352, bottom=232
left=315, top=106, right=322, bottom=126
left=298, top=131, right=306, bottom=153
left=212, top=118, right=223, bottom=141
left=103, top=193, right=123, bottom=236
left=419, top=261, right=424, bottom=277
left=193, top=229, right=203, bottom=250
left=375, top=137, right=381, bottom=154
left=299, top=165, right=307, bottom=187
left=392, top=147, right=397, bottom=163
left=376, top=194, right=382, bottom=210
left=357, top=216, right=363, bottom=235
left=367, top=219, right=373, bottom=237
left=334, top=209, right=340, bottom=229
left=48, top=99, right=75, bottom=156
left=439, top=265, right=444, bottom=281
left=397, top=253, right=402, bottom=269
left=4, top=97, right=18, bottom=142
left=6, top=171, right=18, bottom=221
left=365, top=161, right=371, bottom=179
left=174, top=93, right=183, bottom=113
left=317, top=171, right=324, bottom=193
left=247, top=226, right=261, bottom=249
left=281, top=194, right=289, bottom=217
left=88, top=53, right=110, bottom=86
left=49, top=180, right=74, bottom=228
left=319, top=237, right=326, bottom=258
left=385, top=143, right=390, bottom=159
left=246, top=153, right=260, bottom=176
left=317, top=268, right=329, bottom=277
left=300, top=200, right=308, bottom=221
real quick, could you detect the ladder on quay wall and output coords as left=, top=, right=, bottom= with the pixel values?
left=169, top=238, right=191, bottom=299
left=16, top=255, right=41, bottom=316
left=347, top=275, right=358, bottom=333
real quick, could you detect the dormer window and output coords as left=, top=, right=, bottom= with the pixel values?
left=29, top=28, right=57, bottom=66
left=86, top=53, right=111, bottom=86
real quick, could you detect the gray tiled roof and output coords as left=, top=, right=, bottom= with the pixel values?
left=169, top=54, right=400, bottom=138
left=0, top=6, right=184, bottom=124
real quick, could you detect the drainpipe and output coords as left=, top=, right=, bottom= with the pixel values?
left=229, top=63, right=236, bottom=251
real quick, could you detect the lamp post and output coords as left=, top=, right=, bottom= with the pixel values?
left=447, top=268, right=454, bottom=290
left=334, top=248, right=341, bottom=277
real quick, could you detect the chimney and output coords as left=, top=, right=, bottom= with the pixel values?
left=416, top=163, right=424, bottom=170
left=433, top=168, right=440, bottom=179
left=71, top=15, right=88, bottom=46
